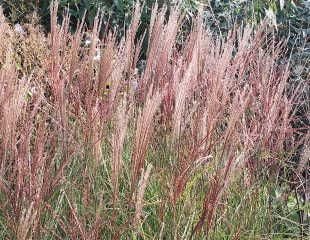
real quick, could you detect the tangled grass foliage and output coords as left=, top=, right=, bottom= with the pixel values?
left=0, top=1, right=307, bottom=239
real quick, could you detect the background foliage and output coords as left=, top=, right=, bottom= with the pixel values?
left=1, top=0, right=309, bottom=71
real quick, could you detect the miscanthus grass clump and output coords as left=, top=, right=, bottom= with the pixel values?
left=0, top=1, right=308, bottom=239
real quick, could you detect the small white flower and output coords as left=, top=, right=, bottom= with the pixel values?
left=93, top=49, right=101, bottom=61
left=14, top=23, right=25, bottom=35
left=84, top=38, right=92, bottom=47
